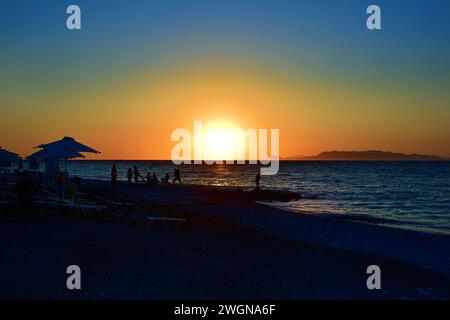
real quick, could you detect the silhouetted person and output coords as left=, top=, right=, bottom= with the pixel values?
left=111, top=164, right=118, bottom=186
left=127, top=168, right=133, bottom=183
left=162, top=172, right=170, bottom=184
left=152, top=172, right=159, bottom=184
left=133, top=165, right=140, bottom=184
left=146, top=172, right=160, bottom=184
left=173, top=169, right=182, bottom=184
left=255, top=172, right=261, bottom=190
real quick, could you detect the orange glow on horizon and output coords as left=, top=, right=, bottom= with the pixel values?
left=1, top=58, right=450, bottom=160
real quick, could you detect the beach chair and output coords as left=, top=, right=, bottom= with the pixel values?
left=0, top=195, right=18, bottom=206
left=32, top=187, right=106, bottom=217
left=123, top=196, right=187, bottom=229
left=118, top=197, right=149, bottom=226
left=94, top=196, right=135, bottom=215
left=0, top=168, right=12, bottom=175
left=146, top=216, right=186, bottom=230
left=121, top=211, right=149, bottom=226
left=0, top=181, right=19, bottom=207
left=93, top=194, right=144, bottom=225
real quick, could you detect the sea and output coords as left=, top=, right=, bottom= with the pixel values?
left=36, top=160, right=450, bottom=235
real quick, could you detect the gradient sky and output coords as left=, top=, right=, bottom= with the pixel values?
left=1, top=0, right=449, bottom=159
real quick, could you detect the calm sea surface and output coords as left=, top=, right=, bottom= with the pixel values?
left=45, top=160, right=450, bottom=235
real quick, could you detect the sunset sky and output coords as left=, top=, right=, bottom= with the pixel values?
left=1, top=0, right=449, bottom=159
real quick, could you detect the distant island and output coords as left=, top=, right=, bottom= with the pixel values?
left=284, top=150, right=447, bottom=161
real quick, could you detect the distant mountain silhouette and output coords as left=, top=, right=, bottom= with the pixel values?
left=286, top=150, right=446, bottom=161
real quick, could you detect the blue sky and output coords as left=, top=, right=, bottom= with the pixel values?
left=2, top=0, right=449, bottom=68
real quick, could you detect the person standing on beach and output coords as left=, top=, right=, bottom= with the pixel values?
left=127, top=168, right=133, bottom=183
left=133, top=165, right=140, bottom=184
left=255, top=172, right=261, bottom=190
left=173, top=169, right=182, bottom=184
left=111, top=164, right=118, bottom=186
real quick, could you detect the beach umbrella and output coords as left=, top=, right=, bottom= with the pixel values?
left=28, top=148, right=86, bottom=163
left=0, top=147, right=20, bottom=168
left=29, top=136, right=99, bottom=176
left=0, top=147, right=19, bottom=161
left=35, top=136, right=100, bottom=154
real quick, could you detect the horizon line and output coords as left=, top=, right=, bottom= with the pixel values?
left=50, top=158, right=450, bottom=162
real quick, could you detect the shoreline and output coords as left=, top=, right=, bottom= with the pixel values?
left=1, top=177, right=450, bottom=298
left=83, top=179, right=450, bottom=275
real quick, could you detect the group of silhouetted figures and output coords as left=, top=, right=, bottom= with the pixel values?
left=110, top=164, right=261, bottom=190
left=110, top=165, right=182, bottom=186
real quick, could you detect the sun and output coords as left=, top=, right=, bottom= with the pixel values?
left=204, top=128, right=235, bottom=160
left=195, top=119, right=245, bottom=161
